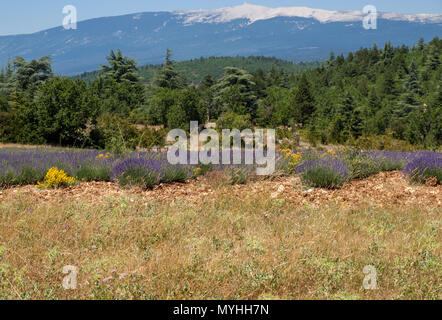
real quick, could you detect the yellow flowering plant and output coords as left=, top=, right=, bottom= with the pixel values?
left=321, top=149, right=337, bottom=158
left=36, top=167, right=76, bottom=188
left=279, top=148, right=302, bottom=170
left=96, top=152, right=112, bottom=160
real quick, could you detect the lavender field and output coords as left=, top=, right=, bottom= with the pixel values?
left=0, top=146, right=440, bottom=300
left=0, top=147, right=440, bottom=189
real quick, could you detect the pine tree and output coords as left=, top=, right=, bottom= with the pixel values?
left=200, top=74, right=215, bottom=121
left=367, top=88, right=380, bottom=113
left=100, top=49, right=140, bottom=84
left=349, top=107, right=363, bottom=139
left=426, top=44, right=440, bottom=71
left=252, top=68, right=267, bottom=98
left=12, top=56, right=52, bottom=92
left=330, top=92, right=355, bottom=142
left=369, top=44, right=379, bottom=65
left=213, top=67, right=256, bottom=116
left=404, top=59, right=420, bottom=94
left=380, top=68, right=397, bottom=97
left=383, top=42, right=394, bottom=66
left=293, top=74, right=315, bottom=125
left=0, top=62, right=14, bottom=96
left=154, top=49, right=185, bottom=89
left=201, top=73, right=215, bottom=88
left=328, top=51, right=335, bottom=66
left=417, top=38, right=425, bottom=51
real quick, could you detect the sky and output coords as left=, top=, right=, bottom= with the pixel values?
left=1, top=0, right=441, bottom=35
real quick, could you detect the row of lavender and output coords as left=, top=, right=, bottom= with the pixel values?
left=294, top=150, right=441, bottom=188
left=0, top=149, right=259, bottom=188
left=0, top=148, right=440, bottom=188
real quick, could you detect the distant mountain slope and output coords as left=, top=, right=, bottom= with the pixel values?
left=75, top=56, right=320, bottom=83
left=0, top=4, right=441, bottom=75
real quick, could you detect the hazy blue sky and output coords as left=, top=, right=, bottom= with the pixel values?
left=1, top=0, right=441, bottom=35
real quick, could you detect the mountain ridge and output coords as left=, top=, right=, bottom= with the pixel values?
left=1, top=4, right=441, bottom=74
left=176, top=4, right=442, bottom=24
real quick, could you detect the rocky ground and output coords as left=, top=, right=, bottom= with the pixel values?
left=1, top=171, right=440, bottom=209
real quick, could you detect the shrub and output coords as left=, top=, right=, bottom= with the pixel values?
left=276, top=127, right=296, bottom=141
left=75, top=165, right=111, bottom=182
left=347, top=150, right=405, bottom=176
left=378, top=158, right=404, bottom=172
left=276, top=149, right=302, bottom=175
left=301, top=167, right=347, bottom=189
left=33, top=77, right=91, bottom=146
left=0, top=112, right=15, bottom=142
left=227, top=167, right=251, bottom=185
left=138, top=127, right=167, bottom=150
left=37, top=167, right=76, bottom=188
left=347, top=156, right=381, bottom=180
left=297, top=158, right=348, bottom=189
left=160, top=166, right=190, bottom=184
left=0, top=94, right=8, bottom=112
left=0, top=167, right=44, bottom=187
left=90, top=114, right=140, bottom=153
left=111, top=158, right=162, bottom=189
left=403, top=153, right=442, bottom=185
left=216, top=112, right=251, bottom=132
left=167, top=104, right=189, bottom=131
left=118, top=167, right=159, bottom=189
left=353, top=135, right=417, bottom=152
left=193, top=163, right=213, bottom=178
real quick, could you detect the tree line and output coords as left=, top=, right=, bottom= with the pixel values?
left=76, top=56, right=320, bottom=84
left=0, top=37, right=440, bottom=151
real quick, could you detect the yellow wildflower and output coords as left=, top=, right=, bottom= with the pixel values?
left=281, top=149, right=302, bottom=167
left=96, top=152, right=112, bottom=160
left=36, top=167, right=76, bottom=188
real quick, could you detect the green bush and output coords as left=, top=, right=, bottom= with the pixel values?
left=347, top=156, right=381, bottom=180
left=167, top=104, right=189, bottom=131
left=0, top=112, right=15, bottom=142
left=0, top=167, right=44, bottom=187
left=75, top=165, right=111, bottom=182
left=160, top=166, right=189, bottom=184
left=138, top=127, right=167, bottom=150
left=352, top=135, right=418, bottom=152
left=193, top=163, right=213, bottom=178
left=378, top=158, right=404, bottom=172
left=117, top=168, right=159, bottom=190
left=227, top=167, right=251, bottom=185
left=301, top=167, right=347, bottom=189
left=90, top=114, right=140, bottom=153
left=216, top=112, right=252, bottom=131
left=0, top=94, right=8, bottom=112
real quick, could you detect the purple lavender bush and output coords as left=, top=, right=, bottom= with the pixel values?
left=111, top=158, right=163, bottom=189
left=0, top=148, right=117, bottom=186
left=403, top=152, right=442, bottom=184
left=363, top=150, right=407, bottom=171
left=296, top=158, right=349, bottom=189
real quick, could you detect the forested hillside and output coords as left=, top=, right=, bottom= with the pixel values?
left=75, top=56, right=320, bottom=84
left=0, top=38, right=440, bottom=151
left=301, top=38, right=441, bottom=147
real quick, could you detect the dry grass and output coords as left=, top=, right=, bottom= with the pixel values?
left=0, top=143, right=59, bottom=149
left=0, top=172, right=440, bottom=300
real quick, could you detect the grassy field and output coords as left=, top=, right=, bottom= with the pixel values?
left=0, top=171, right=440, bottom=300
